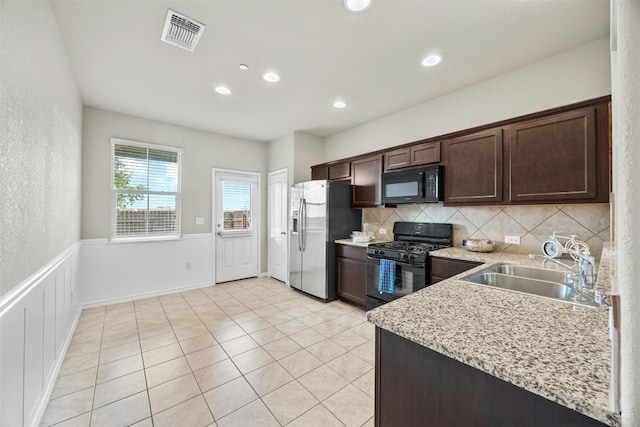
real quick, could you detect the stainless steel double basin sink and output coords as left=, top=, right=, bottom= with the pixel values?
left=460, top=263, right=600, bottom=308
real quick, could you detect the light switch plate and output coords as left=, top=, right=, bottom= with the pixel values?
left=379, top=227, right=387, bottom=235
left=195, top=217, right=204, bottom=225
left=504, top=235, right=520, bottom=244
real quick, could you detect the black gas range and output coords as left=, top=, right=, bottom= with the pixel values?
left=365, top=222, right=452, bottom=310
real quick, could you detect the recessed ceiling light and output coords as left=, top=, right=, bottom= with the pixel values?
left=215, top=86, right=231, bottom=95
left=262, top=72, right=281, bottom=83
left=344, top=0, right=372, bottom=13
left=238, top=64, right=249, bottom=71
left=333, top=100, right=348, bottom=109
left=421, top=55, right=442, bottom=67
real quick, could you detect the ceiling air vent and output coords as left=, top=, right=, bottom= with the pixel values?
left=160, top=9, right=206, bottom=53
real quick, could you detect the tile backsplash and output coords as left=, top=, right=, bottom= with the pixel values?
left=362, top=203, right=611, bottom=259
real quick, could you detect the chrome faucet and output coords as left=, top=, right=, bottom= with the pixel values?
left=528, top=253, right=595, bottom=303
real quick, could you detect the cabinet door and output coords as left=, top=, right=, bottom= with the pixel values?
left=508, top=108, right=597, bottom=202
left=352, top=155, right=383, bottom=207
left=336, top=257, right=367, bottom=307
left=328, top=162, right=351, bottom=180
left=410, top=141, right=441, bottom=166
left=444, top=128, right=503, bottom=204
left=384, top=148, right=410, bottom=171
left=311, top=165, right=329, bottom=180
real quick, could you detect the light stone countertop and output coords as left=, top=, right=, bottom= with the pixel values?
left=335, top=238, right=388, bottom=248
left=367, top=243, right=620, bottom=426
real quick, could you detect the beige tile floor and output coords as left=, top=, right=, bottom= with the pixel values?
left=41, top=277, right=375, bottom=427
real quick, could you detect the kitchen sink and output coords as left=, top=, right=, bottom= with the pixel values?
left=461, top=263, right=600, bottom=308
left=487, top=264, right=569, bottom=284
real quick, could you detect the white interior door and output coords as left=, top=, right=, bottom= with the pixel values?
left=213, top=169, right=259, bottom=283
left=268, top=169, right=288, bottom=283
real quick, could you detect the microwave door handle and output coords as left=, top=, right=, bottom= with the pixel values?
left=418, top=171, right=425, bottom=197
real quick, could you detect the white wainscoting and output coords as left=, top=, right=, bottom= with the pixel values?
left=0, top=233, right=221, bottom=426
left=0, top=243, right=81, bottom=427
left=79, top=234, right=214, bottom=307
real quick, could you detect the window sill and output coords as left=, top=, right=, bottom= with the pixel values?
left=109, top=235, right=182, bottom=244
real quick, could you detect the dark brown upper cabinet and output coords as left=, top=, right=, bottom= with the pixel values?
left=310, top=97, right=610, bottom=207
left=507, top=107, right=598, bottom=202
left=352, top=155, right=383, bottom=207
left=311, top=165, right=329, bottom=180
left=443, top=128, right=504, bottom=204
left=328, top=162, right=351, bottom=181
left=384, top=141, right=441, bottom=171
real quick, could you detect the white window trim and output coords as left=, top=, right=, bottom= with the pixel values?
left=110, top=137, right=183, bottom=242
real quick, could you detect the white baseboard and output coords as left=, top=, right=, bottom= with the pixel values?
left=81, top=280, right=217, bottom=309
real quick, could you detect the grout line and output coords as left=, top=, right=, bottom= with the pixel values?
left=44, top=279, right=374, bottom=427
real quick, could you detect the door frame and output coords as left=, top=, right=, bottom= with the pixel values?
left=211, top=168, right=261, bottom=284
left=267, top=168, right=289, bottom=283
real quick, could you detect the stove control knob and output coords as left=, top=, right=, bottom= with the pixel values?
left=375, top=250, right=385, bottom=256
left=410, top=255, right=417, bottom=260
left=401, top=254, right=409, bottom=260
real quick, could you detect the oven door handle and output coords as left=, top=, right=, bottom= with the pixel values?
left=366, top=256, right=426, bottom=269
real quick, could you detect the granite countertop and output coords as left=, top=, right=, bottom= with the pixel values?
left=335, top=238, right=389, bottom=248
left=367, top=243, right=620, bottom=426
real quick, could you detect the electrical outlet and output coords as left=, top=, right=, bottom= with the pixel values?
left=195, top=217, right=205, bottom=225
left=379, top=227, right=387, bottom=235
left=504, top=235, right=521, bottom=245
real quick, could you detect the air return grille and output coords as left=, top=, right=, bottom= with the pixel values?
left=160, top=9, right=206, bottom=52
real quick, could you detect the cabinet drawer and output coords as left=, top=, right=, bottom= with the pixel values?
left=430, top=257, right=482, bottom=280
left=336, top=244, right=367, bottom=261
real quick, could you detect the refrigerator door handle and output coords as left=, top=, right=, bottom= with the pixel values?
left=298, top=197, right=304, bottom=251
left=301, top=198, right=306, bottom=251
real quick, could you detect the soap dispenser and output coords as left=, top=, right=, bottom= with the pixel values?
left=580, top=249, right=596, bottom=288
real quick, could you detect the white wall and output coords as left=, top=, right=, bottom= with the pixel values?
left=324, top=38, right=611, bottom=162
left=267, top=131, right=324, bottom=185
left=268, top=133, right=294, bottom=179
left=610, top=1, right=640, bottom=425
left=82, top=107, right=267, bottom=238
left=292, top=131, right=324, bottom=184
left=80, top=107, right=269, bottom=303
left=0, top=0, right=83, bottom=298
left=0, top=1, right=83, bottom=425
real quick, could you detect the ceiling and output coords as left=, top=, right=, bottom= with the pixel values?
left=51, top=0, right=609, bottom=142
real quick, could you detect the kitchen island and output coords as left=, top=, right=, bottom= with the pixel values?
left=367, top=244, right=620, bottom=426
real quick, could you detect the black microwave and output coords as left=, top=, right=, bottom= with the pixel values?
left=381, top=165, right=443, bottom=204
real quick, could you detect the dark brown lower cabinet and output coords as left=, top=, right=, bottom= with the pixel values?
left=375, top=327, right=607, bottom=427
left=430, top=256, right=482, bottom=284
left=336, top=244, right=367, bottom=307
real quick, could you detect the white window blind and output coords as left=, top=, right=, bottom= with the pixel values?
left=222, top=180, right=252, bottom=231
left=111, top=139, right=182, bottom=240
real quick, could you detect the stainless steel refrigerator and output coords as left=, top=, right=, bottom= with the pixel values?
left=290, top=180, right=362, bottom=301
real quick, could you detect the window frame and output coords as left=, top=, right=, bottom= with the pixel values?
left=110, top=137, right=183, bottom=242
